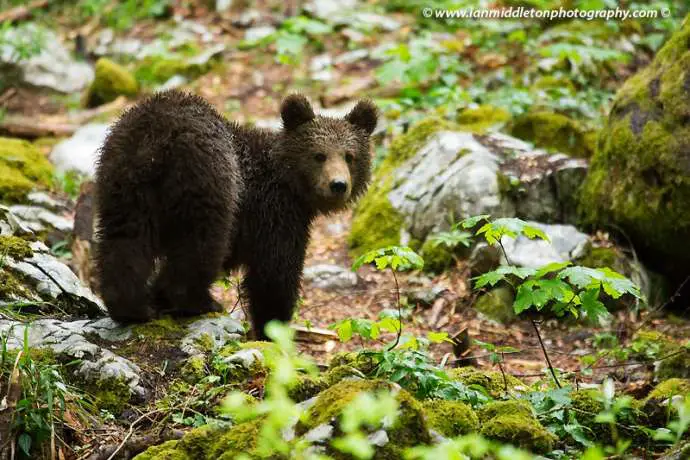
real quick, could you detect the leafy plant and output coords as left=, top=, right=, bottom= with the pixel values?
left=1, top=326, right=91, bottom=458
left=654, top=394, right=690, bottom=445
left=464, top=216, right=641, bottom=387
left=352, top=246, right=423, bottom=350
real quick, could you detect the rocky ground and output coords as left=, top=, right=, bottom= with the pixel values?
left=1, top=1, right=690, bottom=459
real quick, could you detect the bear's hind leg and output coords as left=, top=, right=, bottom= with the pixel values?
left=152, top=231, right=228, bottom=317
left=97, top=236, right=155, bottom=323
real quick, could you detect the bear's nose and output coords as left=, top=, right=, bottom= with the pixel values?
left=329, top=180, right=348, bottom=195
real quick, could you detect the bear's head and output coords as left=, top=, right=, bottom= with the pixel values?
left=279, top=94, right=378, bottom=214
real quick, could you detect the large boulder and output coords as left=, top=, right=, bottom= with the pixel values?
left=348, top=118, right=587, bottom=256
left=0, top=26, right=94, bottom=94
left=580, top=14, right=690, bottom=286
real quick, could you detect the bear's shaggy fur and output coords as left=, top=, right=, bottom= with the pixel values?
left=95, top=90, right=377, bottom=338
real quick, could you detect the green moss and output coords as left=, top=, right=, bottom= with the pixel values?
left=135, top=53, right=218, bottom=87
left=644, top=378, right=690, bottom=427
left=422, top=399, right=479, bottom=437
left=632, top=330, right=690, bottom=380
left=85, top=58, right=138, bottom=107
left=328, top=352, right=378, bottom=375
left=287, top=373, right=330, bottom=402
left=532, top=75, right=576, bottom=93
left=132, top=440, right=189, bottom=460
left=474, top=286, right=516, bottom=324
left=509, top=110, right=596, bottom=158
left=181, top=355, right=207, bottom=383
left=210, top=419, right=262, bottom=459
left=456, top=105, right=511, bottom=133
left=480, top=413, right=556, bottom=454
left=90, top=377, right=131, bottom=414
left=324, top=364, right=365, bottom=386
left=131, top=316, right=186, bottom=340
left=302, top=379, right=431, bottom=450
left=570, top=389, right=646, bottom=444
left=477, top=400, right=533, bottom=423
left=448, top=366, right=525, bottom=399
left=420, top=239, right=456, bottom=273
left=0, top=235, right=33, bottom=259
left=0, top=137, right=54, bottom=201
left=348, top=117, right=458, bottom=256
left=580, top=14, right=690, bottom=282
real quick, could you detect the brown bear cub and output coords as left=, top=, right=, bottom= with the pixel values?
left=95, top=90, right=377, bottom=339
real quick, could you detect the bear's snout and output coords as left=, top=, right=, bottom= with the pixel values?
left=329, top=180, right=348, bottom=195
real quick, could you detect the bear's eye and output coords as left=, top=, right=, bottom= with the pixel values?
left=314, top=153, right=327, bottom=163
left=345, top=153, right=354, bottom=164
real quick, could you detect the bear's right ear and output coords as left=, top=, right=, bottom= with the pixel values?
left=281, top=94, right=315, bottom=131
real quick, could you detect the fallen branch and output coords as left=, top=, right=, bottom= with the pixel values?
left=0, top=96, right=128, bottom=139
left=0, top=0, right=50, bottom=23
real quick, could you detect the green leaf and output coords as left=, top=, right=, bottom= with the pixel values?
left=18, top=433, right=31, bottom=456
left=427, top=331, right=451, bottom=344
left=579, top=288, right=610, bottom=324
left=457, top=214, right=491, bottom=229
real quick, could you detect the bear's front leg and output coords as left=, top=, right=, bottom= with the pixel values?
left=242, top=248, right=305, bottom=340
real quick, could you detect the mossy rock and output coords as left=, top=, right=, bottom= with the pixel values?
left=420, top=238, right=457, bottom=273
left=569, top=389, right=647, bottom=445
left=180, top=355, right=207, bottom=383
left=0, top=235, right=33, bottom=259
left=643, top=378, right=690, bottom=427
left=448, top=366, right=526, bottom=399
left=299, top=379, right=432, bottom=452
left=532, top=75, right=576, bottom=94
left=579, top=14, right=690, bottom=287
left=474, top=286, right=516, bottom=324
left=325, top=364, right=366, bottom=386
left=477, top=399, right=533, bottom=423
left=85, top=58, right=138, bottom=108
left=479, top=399, right=556, bottom=453
left=0, top=137, right=54, bottom=202
left=422, top=399, right=479, bottom=437
left=90, top=376, right=132, bottom=414
left=456, top=105, right=511, bottom=133
left=134, top=424, right=252, bottom=460
left=134, top=53, right=218, bottom=87
left=328, top=351, right=379, bottom=375
left=348, top=117, right=458, bottom=257
left=632, top=330, right=690, bottom=380
left=509, top=110, right=596, bottom=158
left=287, top=373, right=330, bottom=402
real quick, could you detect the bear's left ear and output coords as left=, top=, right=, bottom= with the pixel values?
left=281, top=94, right=315, bottom=131
left=345, top=100, right=378, bottom=136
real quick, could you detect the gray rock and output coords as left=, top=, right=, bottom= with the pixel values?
left=245, top=26, right=276, bottom=42
left=6, top=251, right=105, bottom=314
left=27, top=192, right=68, bottom=212
left=50, top=123, right=110, bottom=177
left=310, top=54, right=333, bottom=73
left=223, top=348, right=263, bottom=368
left=334, top=49, right=369, bottom=65
left=0, top=318, right=144, bottom=396
left=8, top=205, right=73, bottom=232
left=303, top=264, right=358, bottom=290
left=187, top=44, right=225, bottom=66
left=368, top=429, right=389, bottom=447
left=305, top=0, right=358, bottom=19
left=216, top=0, right=233, bottom=12
left=388, top=131, right=511, bottom=240
left=500, top=222, right=589, bottom=268
left=156, top=75, right=188, bottom=91
left=180, top=315, right=245, bottom=355
left=304, top=423, right=334, bottom=443
left=336, top=12, right=401, bottom=31
left=0, top=205, right=40, bottom=236
left=0, top=26, right=94, bottom=93
left=377, top=129, right=590, bottom=243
